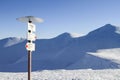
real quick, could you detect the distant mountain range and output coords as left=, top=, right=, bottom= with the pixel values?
left=0, top=24, right=120, bottom=72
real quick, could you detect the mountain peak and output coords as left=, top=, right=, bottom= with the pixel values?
left=102, top=24, right=116, bottom=29
left=87, top=24, right=118, bottom=37
left=54, top=32, right=72, bottom=39
left=104, top=24, right=114, bottom=26
left=54, top=32, right=81, bottom=40
left=4, top=37, right=25, bottom=47
left=60, top=32, right=71, bottom=37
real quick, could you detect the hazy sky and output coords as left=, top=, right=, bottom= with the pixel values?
left=0, top=0, right=120, bottom=39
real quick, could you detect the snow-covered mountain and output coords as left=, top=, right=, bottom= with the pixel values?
left=0, top=24, right=120, bottom=72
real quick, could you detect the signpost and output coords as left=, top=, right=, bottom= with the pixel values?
left=17, top=16, right=43, bottom=80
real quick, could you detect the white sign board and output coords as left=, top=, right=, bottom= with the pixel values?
left=26, top=42, right=35, bottom=51
left=27, top=33, right=36, bottom=41
left=28, top=23, right=36, bottom=32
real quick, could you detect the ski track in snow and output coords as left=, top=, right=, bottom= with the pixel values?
left=0, top=69, right=120, bottom=80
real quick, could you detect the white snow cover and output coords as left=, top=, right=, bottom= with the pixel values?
left=1, top=24, right=120, bottom=79
left=88, top=48, right=120, bottom=64
left=0, top=69, right=120, bottom=80
left=115, top=26, right=120, bottom=34
left=69, top=33, right=82, bottom=38
left=0, top=24, right=120, bottom=72
left=4, top=37, right=25, bottom=47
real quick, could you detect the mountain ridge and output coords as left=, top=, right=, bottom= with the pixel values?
left=0, top=24, right=120, bottom=72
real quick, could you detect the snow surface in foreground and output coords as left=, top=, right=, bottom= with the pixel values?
left=1, top=69, right=120, bottom=80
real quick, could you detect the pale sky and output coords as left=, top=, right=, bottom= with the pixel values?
left=0, top=0, right=120, bottom=39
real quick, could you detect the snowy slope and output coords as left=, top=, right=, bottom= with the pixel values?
left=0, top=37, right=26, bottom=64
left=89, top=48, right=120, bottom=64
left=0, top=24, right=120, bottom=72
left=67, top=52, right=120, bottom=69
left=0, top=69, right=120, bottom=80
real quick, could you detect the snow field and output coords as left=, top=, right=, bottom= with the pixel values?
left=0, top=69, right=120, bottom=80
